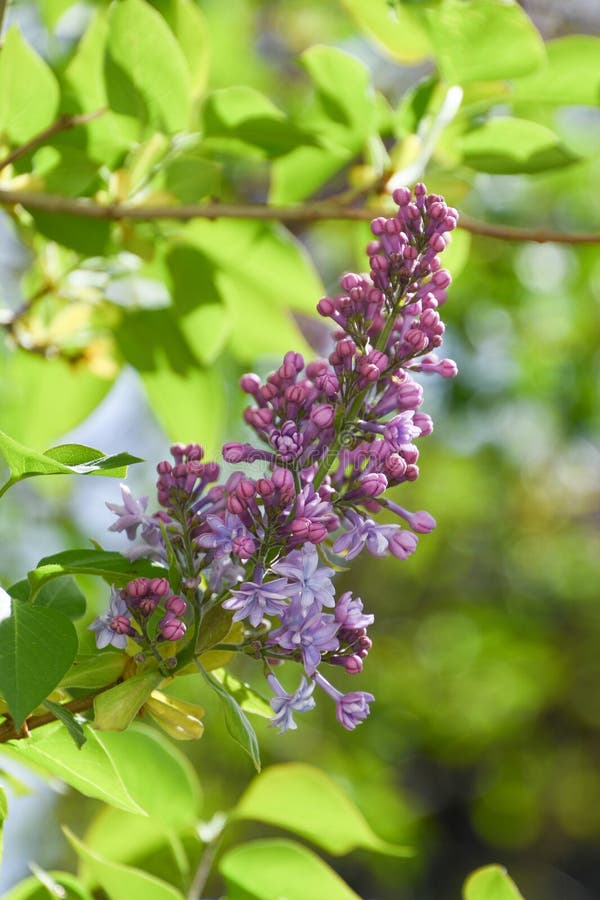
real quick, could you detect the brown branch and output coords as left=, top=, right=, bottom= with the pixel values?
left=0, top=682, right=118, bottom=743
left=0, top=188, right=598, bottom=244
left=0, top=108, right=107, bottom=173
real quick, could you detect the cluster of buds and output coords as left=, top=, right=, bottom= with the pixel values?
left=90, top=577, right=188, bottom=650
left=91, top=184, right=458, bottom=734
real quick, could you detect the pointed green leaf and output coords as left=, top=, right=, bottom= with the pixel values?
left=233, top=763, right=410, bottom=857
left=95, top=724, right=202, bottom=827
left=93, top=670, right=163, bottom=732
left=463, top=865, right=525, bottom=900
left=2, top=870, right=94, bottom=900
left=60, top=652, right=127, bottom=690
left=460, top=117, right=579, bottom=173
left=65, top=828, right=185, bottom=900
left=202, top=87, right=313, bottom=156
left=424, top=0, right=546, bottom=84
left=211, top=669, right=272, bottom=719
left=43, top=700, right=87, bottom=749
left=106, top=0, right=191, bottom=133
left=32, top=576, right=86, bottom=620
left=0, top=430, right=140, bottom=496
left=220, top=839, right=360, bottom=900
left=82, top=806, right=191, bottom=881
left=197, top=663, right=260, bottom=771
left=0, top=27, right=60, bottom=143
left=341, top=0, right=432, bottom=64
left=0, top=723, right=146, bottom=813
left=151, top=0, right=211, bottom=98
left=63, top=10, right=137, bottom=163
left=180, top=219, right=323, bottom=361
left=0, top=603, right=78, bottom=728
left=0, top=785, right=7, bottom=866
left=27, top=549, right=166, bottom=596
left=512, top=36, right=600, bottom=105
left=271, top=46, right=376, bottom=203
left=0, top=349, right=114, bottom=451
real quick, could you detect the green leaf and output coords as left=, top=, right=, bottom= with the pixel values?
left=60, top=652, right=127, bottom=690
left=106, top=0, right=191, bottom=134
left=82, top=806, right=191, bottom=882
left=141, top=359, right=226, bottom=457
left=180, top=219, right=323, bottom=361
left=28, top=211, right=112, bottom=256
left=195, top=604, right=235, bottom=653
left=271, top=46, right=376, bottom=203
left=460, top=117, right=579, bottom=174
left=0, top=785, right=7, bottom=866
left=0, top=722, right=145, bottom=813
left=65, top=828, right=186, bottom=900
left=203, top=87, right=313, bottom=156
left=33, top=145, right=101, bottom=198
left=43, top=700, right=87, bottom=750
left=233, top=763, right=410, bottom=856
left=2, top=870, right=94, bottom=900
left=150, top=0, right=211, bottom=98
left=341, top=0, right=432, bottom=64
left=88, top=723, right=202, bottom=827
left=63, top=10, right=137, bottom=164
left=0, top=603, right=78, bottom=728
left=0, top=27, right=60, bottom=144
left=463, top=865, right=525, bottom=900
left=33, top=576, right=86, bottom=620
left=512, top=36, right=600, bottom=106
left=0, top=349, right=114, bottom=449
left=196, top=663, right=261, bottom=771
left=27, top=549, right=166, bottom=596
left=219, top=839, right=361, bottom=900
left=160, top=153, right=222, bottom=203
left=423, top=0, right=546, bottom=85
left=0, top=430, right=141, bottom=496
left=93, top=670, right=163, bottom=732
left=211, top=669, right=272, bottom=719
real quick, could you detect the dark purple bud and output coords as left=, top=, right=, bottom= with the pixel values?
left=310, top=404, right=334, bottom=428
left=166, top=595, right=187, bottom=616
left=159, top=614, right=187, bottom=642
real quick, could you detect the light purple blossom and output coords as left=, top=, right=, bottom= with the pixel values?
left=106, top=485, right=149, bottom=541
left=333, top=510, right=400, bottom=560
left=271, top=544, right=335, bottom=610
left=334, top=592, right=374, bottom=630
left=270, top=607, right=339, bottom=675
left=314, top=671, right=374, bottom=730
left=196, top=513, right=255, bottom=559
left=267, top=672, right=316, bottom=733
left=222, top=576, right=290, bottom=628
left=88, top=588, right=134, bottom=650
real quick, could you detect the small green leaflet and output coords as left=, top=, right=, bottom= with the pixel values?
left=196, top=662, right=261, bottom=772
left=43, top=700, right=87, bottom=750
left=0, top=430, right=142, bottom=498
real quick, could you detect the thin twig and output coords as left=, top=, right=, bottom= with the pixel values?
left=0, top=108, right=107, bottom=173
left=0, top=682, right=118, bottom=743
left=0, top=188, right=598, bottom=244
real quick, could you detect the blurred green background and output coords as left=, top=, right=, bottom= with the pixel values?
left=0, top=1, right=599, bottom=898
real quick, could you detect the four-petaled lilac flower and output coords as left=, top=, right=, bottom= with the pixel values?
left=196, top=513, right=256, bottom=560
left=270, top=607, right=339, bottom=675
left=222, top=576, right=290, bottom=628
left=88, top=588, right=135, bottom=649
left=106, top=485, right=149, bottom=540
left=272, top=544, right=335, bottom=610
left=267, top=672, right=316, bottom=733
left=333, top=511, right=397, bottom=560
left=314, top=671, right=374, bottom=730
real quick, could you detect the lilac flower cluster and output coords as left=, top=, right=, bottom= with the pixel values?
left=90, top=576, right=188, bottom=651
left=92, top=184, right=457, bottom=734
